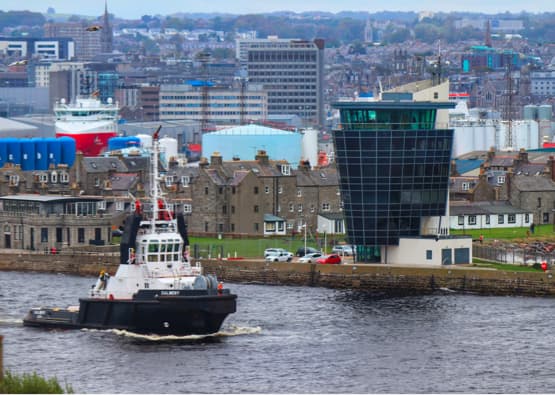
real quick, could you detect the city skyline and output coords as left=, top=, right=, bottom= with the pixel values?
left=0, top=0, right=552, bottom=20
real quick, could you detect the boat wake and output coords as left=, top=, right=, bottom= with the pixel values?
left=83, top=325, right=261, bottom=342
left=0, top=317, right=23, bottom=326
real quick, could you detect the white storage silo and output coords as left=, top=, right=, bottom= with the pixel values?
left=301, top=128, right=319, bottom=168
left=159, top=136, right=178, bottom=161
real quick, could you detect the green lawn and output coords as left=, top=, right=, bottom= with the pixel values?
left=450, top=224, right=555, bottom=241
left=471, top=258, right=543, bottom=272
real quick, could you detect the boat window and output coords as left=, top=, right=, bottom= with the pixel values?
left=173, top=254, right=179, bottom=261
left=160, top=244, right=166, bottom=252
left=160, top=254, right=165, bottom=262
left=147, top=255, right=158, bottom=262
left=166, top=244, right=173, bottom=252
left=148, top=242, right=159, bottom=253
left=174, top=243, right=180, bottom=252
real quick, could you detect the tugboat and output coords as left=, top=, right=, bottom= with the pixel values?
left=23, top=127, right=237, bottom=336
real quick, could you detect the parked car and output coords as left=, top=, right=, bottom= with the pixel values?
left=264, top=248, right=287, bottom=258
left=331, top=245, right=354, bottom=256
left=298, top=252, right=323, bottom=263
left=295, top=246, right=320, bottom=257
left=265, top=251, right=293, bottom=262
left=316, top=254, right=342, bottom=265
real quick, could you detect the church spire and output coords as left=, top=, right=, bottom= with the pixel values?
left=101, top=0, right=113, bottom=53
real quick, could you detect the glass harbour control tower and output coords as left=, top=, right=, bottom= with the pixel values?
left=333, top=88, right=458, bottom=264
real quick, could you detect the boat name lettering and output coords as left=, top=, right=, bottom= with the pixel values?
left=160, top=290, right=179, bottom=295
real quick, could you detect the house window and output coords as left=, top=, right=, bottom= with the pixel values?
left=181, top=176, right=190, bottom=186
left=59, top=172, right=69, bottom=183
left=50, top=171, right=58, bottom=183
left=498, top=215, right=504, bottom=224
left=254, top=223, right=259, bottom=232
left=538, top=197, right=542, bottom=208
left=254, top=186, right=259, bottom=194
left=462, top=182, right=469, bottom=191
left=281, top=164, right=290, bottom=175
left=289, top=203, right=294, bottom=212
left=78, top=228, right=85, bottom=243
left=485, top=215, right=490, bottom=225
left=543, top=213, right=550, bottom=223
left=277, top=205, right=281, bottom=213
left=219, top=187, right=223, bottom=194
left=310, top=204, right=315, bottom=213
left=525, top=214, right=530, bottom=223
left=278, top=186, right=283, bottom=194
left=297, top=204, right=303, bottom=213
left=41, top=228, right=48, bottom=243
left=468, top=215, right=477, bottom=225
left=265, top=186, right=270, bottom=194
left=297, top=188, right=302, bottom=197
left=115, top=201, right=124, bottom=211
left=254, top=205, right=259, bottom=213
left=232, top=187, right=236, bottom=194
left=322, top=203, right=330, bottom=211
left=204, top=222, right=209, bottom=232
left=426, top=250, right=432, bottom=260
left=56, top=227, right=63, bottom=243
left=231, top=205, right=235, bottom=214
left=458, top=216, right=464, bottom=225
left=165, top=176, right=174, bottom=187
left=39, top=173, right=48, bottom=183
left=222, top=205, right=227, bottom=214
left=97, top=201, right=106, bottom=210
left=94, top=177, right=100, bottom=187
left=183, top=204, right=192, bottom=213
left=508, top=214, right=516, bottom=224
left=205, top=187, right=209, bottom=195
left=231, top=224, right=235, bottom=232
left=497, top=176, right=505, bottom=184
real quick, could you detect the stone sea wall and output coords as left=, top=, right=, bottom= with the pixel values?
left=1, top=251, right=554, bottom=297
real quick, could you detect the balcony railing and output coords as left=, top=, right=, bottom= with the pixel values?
left=336, top=122, right=451, bottom=131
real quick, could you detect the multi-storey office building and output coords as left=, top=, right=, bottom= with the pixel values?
left=241, top=37, right=325, bottom=127
left=333, top=80, right=472, bottom=265
left=159, top=84, right=268, bottom=125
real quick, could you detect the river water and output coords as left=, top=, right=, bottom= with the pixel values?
left=1, top=270, right=555, bottom=393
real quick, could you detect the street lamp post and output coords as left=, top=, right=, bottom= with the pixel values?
left=303, top=222, right=307, bottom=256
left=323, top=224, right=327, bottom=255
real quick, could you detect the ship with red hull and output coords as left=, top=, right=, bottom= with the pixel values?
left=54, top=96, right=119, bottom=156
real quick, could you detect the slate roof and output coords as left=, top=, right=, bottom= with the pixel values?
left=82, top=157, right=127, bottom=173
left=449, top=201, right=530, bottom=216
left=511, top=175, right=555, bottom=192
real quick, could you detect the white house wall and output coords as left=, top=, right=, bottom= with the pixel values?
left=384, top=236, right=473, bottom=266
left=449, top=213, right=533, bottom=230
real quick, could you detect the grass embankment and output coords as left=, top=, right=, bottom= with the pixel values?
left=471, top=258, right=543, bottom=272
left=0, top=370, right=73, bottom=394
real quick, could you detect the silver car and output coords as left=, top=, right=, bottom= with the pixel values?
left=298, top=252, right=323, bottom=263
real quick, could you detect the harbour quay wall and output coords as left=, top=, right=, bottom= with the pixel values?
left=1, top=250, right=555, bottom=297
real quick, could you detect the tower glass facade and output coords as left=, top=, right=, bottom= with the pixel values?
left=333, top=101, right=455, bottom=262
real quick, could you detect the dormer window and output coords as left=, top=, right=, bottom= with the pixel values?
left=462, top=182, right=469, bottom=191
left=165, top=176, right=174, bottom=187
left=50, top=171, right=58, bottom=183
left=281, top=164, right=290, bottom=176
left=181, top=176, right=190, bottom=186
left=59, top=171, right=69, bottom=183
left=39, top=173, right=48, bottom=183
left=97, top=200, right=106, bottom=210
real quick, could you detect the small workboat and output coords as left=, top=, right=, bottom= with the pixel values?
left=23, top=126, right=237, bottom=335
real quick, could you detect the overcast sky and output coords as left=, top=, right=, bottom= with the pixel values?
left=0, top=0, right=552, bottom=19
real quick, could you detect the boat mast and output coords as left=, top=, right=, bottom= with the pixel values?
left=151, top=126, right=161, bottom=230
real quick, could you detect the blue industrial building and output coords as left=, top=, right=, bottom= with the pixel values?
left=202, top=124, right=302, bottom=165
